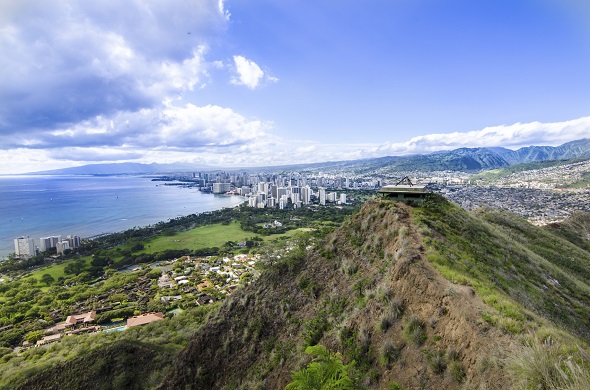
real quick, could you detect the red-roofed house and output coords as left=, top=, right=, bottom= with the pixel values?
left=36, top=333, right=62, bottom=346
left=126, top=312, right=164, bottom=328
left=50, top=310, right=96, bottom=333
left=64, top=310, right=96, bottom=327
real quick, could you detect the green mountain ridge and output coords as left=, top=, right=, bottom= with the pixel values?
left=8, top=196, right=590, bottom=389
left=22, top=138, right=590, bottom=175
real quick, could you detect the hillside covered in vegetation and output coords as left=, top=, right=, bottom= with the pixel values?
left=4, top=195, right=590, bottom=389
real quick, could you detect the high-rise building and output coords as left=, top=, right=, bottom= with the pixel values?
left=212, top=182, right=231, bottom=194
left=340, top=193, right=347, bottom=204
left=277, top=187, right=288, bottom=200
left=258, top=182, right=268, bottom=195
left=66, top=235, right=81, bottom=249
left=56, top=241, right=70, bottom=255
left=14, top=236, right=35, bottom=258
left=267, top=197, right=277, bottom=208
left=319, top=188, right=326, bottom=205
left=248, top=196, right=257, bottom=207
left=39, top=237, right=53, bottom=252
left=301, top=186, right=311, bottom=205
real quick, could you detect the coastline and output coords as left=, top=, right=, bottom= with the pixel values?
left=0, top=175, right=245, bottom=259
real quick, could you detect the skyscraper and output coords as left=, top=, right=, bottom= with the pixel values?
left=56, top=241, right=70, bottom=255
left=319, top=187, right=326, bottom=205
left=39, top=237, right=53, bottom=252
left=66, top=235, right=81, bottom=249
left=301, top=186, right=311, bottom=204
left=14, top=236, right=35, bottom=258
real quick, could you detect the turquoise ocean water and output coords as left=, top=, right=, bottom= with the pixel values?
left=0, top=175, right=244, bottom=259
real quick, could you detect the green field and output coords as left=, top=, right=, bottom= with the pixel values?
left=140, top=221, right=258, bottom=253
left=139, top=221, right=310, bottom=253
left=28, top=257, right=91, bottom=281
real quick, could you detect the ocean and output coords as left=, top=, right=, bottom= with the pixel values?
left=0, top=175, right=244, bottom=259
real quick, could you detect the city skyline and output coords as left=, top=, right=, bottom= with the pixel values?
left=1, top=0, right=590, bottom=174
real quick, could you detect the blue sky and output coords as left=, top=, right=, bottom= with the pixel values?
left=1, top=0, right=589, bottom=174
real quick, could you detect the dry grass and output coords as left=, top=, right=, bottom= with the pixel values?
left=402, top=315, right=426, bottom=346
left=508, top=335, right=590, bottom=390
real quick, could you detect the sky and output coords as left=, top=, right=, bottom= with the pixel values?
left=1, top=0, right=590, bottom=174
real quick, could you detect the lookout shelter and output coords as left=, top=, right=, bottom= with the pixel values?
left=378, top=177, right=428, bottom=200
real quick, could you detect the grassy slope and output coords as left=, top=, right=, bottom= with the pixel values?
left=1, top=305, right=215, bottom=389
left=546, top=211, right=590, bottom=253
left=14, top=340, right=175, bottom=390
left=413, top=195, right=590, bottom=339
left=28, top=257, right=91, bottom=280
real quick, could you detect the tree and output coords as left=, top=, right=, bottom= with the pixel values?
left=286, top=345, right=355, bottom=390
left=64, top=258, right=85, bottom=275
left=24, top=330, right=45, bottom=344
left=91, top=255, right=112, bottom=267
left=41, top=273, right=55, bottom=286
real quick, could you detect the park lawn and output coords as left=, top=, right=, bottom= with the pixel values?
left=138, top=222, right=312, bottom=254
left=139, top=221, right=257, bottom=253
left=28, top=256, right=92, bottom=281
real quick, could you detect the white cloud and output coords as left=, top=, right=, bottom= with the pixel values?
left=48, top=148, right=144, bottom=162
left=231, top=55, right=265, bottom=89
left=296, top=145, right=316, bottom=153
left=0, top=0, right=228, bottom=133
left=218, top=0, right=231, bottom=21
left=370, top=116, right=590, bottom=156
left=0, top=101, right=271, bottom=152
left=1, top=111, right=588, bottom=174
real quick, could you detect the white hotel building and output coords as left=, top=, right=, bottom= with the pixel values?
left=14, top=236, right=35, bottom=258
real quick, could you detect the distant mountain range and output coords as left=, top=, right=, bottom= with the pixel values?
left=31, top=162, right=213, bottom=175
left=28, top=138, right=590, bottom=175
left=355, top=138, right=590, bottom=173
left=488, top=138, right=590, bottom=165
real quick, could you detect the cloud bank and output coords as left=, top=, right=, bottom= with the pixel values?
left=0, top=0, right=229, bottom=133
left=1, top=115, right=588, bottom=174
left=371, top=116, right=590, bottom=156
left=0, top=1, right=588, bottom=174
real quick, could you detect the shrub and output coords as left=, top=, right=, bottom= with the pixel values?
left=389, top=298, right=405, bottom=319
left=377, top=312, right=395, bottom=333
left=427, top=349, right=446, bottom=374
left=376, top=283, right=393, bottom=303
left=303, top=313, right=329, bottom=347
left=448, top=360, right=465, bottom=383
left=402, top=315, right=426, bottom=346
left=380, top=341, right=402, bottom=367
left=387, top=382, right=403, bottom=390
left=286, top=345, right=355, bottom=390
left=341, top=259, right=359, bottom=277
